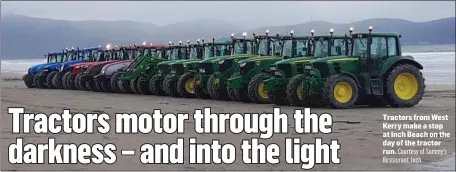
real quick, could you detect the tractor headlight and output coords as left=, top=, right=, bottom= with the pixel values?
left=304, top=65, right=312, bottom=70
left=75, top=66, right=81, bottom=69
left=240, top=62, right=247, bottom=67
left=269, top=67, right=277, bottom=71
left=309, top=70, right=315, bottom=75
left=274, top=71, right=282, bottom=76
left=60, top=65, right=65, bottom=71
left=101, top=70, right=105, bottom=74
left=199, top=68, right=205, bottom=73
left=218, top=60, right=225, bottom=65
left=256, top=61, right=261, bottom=66
left=183, top=64, right=187, bottom=68
left=170, top=70, right=176, bottom=74
left=145, top=66, right=150, bottom=70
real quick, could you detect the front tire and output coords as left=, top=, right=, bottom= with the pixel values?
left=130, top=78, right=140, bottom=94
left=46, top=71, right=58, bottom=89
left=248, top=72, right=273, bottom=104
left=176, top=72, right=196, bottom=98
left=110, top=72, right=122, bottom=93
left=149, top=76, right=165, bottom=96
left=137, top=75, right=151, bottom=95
left=33, top=71, right=48, bottom=89
left=118, top=79, right=132, bottom=93
left=23, top=74, right=35, bottom=88
left=163, top=75, right=179, bottom=97
left=52, top=71, right=66, bottom=89
left=384, top=64, right=425, bottom=107
left=78, top=74, right=90, bottom=91
left=208, top=75, right=229, bottom=100
left=94, top=75, right=106, bottom=92
left=323, top=74, right=359, bottom=109
left=269, top=89, right=289, bottom=105
left=66, top=73, right=77, bottom=90
left=286, top=74, right=305, bottom=106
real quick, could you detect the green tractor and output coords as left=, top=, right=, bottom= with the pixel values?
left=194, top=32, right=257, bottom=100
left=115, top=43, right=170, bottom=94
left=162, top=40, right=206, bottom=98
left=226, top=30, right=290, bottom=103
left=148, top=41, right=190, bottom=96
left=300, top=26, right=425, bottom=109
left=265, top=29, right=351, bottom=105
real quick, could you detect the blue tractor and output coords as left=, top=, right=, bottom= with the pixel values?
left=23, top=51, right=63, bottom=88
left=52, top=47, right=100, bottom=89
left=30, top=48, right=79, bottom=89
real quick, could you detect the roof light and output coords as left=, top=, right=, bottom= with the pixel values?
left=311, top=29, right=315, bottom=33
left=150, top=43, right=153, bottom=46
left=242, top=32, right=247, bottom=37
left=142, top=41, right=146, bottom=46
left=290, top=30, right=294, bottom=34
left=349, top=27, right=354, bottom=32
left=106, top=44, right=112, bottom=50
left=330, top=28, right=334, bottom=33
left=197, top=38, right=200, bottom=42
left=231, top=33, right=234, bottom=37
left=266, top=29, right=269, bottom=34
left=368, top=25, right=373, bottom=32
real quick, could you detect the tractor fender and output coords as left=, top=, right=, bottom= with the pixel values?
left=380, top=58, right=423, bottom=76
left=339, top=71, right=361, bottom=88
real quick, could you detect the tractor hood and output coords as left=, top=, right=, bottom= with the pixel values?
left=308, top=55, right=358, bottom=63
left=199, top=55, right=230, bottom=64
left=274, top=56, right=315, bottom=65
left=214, top=54, right=257, bottom=63
left=85, top=60, right=120, bottom=75
left=60, top=60, right=86, bottom=71
left=87, top=60, right=120, bottom=70
left=157, top=60, right=178, bottom=66
left=41, top=63, right=62, bottom=71
left=169, top=59, right=202, bottom=65
left=28, top=62, right=55, bottom=75
left=72, top=61, right=98, bottom=68
left=238, top=55, right=282, bottom=64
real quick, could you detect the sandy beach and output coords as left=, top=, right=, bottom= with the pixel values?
left=1, top=73, right=455, bottom=171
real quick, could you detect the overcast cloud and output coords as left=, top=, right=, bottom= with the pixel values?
left=2, top=1, right=455, bottom=29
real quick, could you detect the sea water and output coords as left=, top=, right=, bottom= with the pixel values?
left=1, top=44, right=455, bottom=84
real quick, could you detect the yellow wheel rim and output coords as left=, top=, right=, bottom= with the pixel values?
left=297, top=83, right=303, bottom=100
left=394, top=72, right=418, bottom=100
left=333, top=81, right=353, bottom=103
left=257, top=82, right=268, bottom=99
left=185, top=78, right=195, bottom=94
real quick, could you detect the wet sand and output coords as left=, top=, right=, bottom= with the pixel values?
left=1, top=73, right=455, bottom=171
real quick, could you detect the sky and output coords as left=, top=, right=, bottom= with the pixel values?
left=1, top=1, right=455, bottom=29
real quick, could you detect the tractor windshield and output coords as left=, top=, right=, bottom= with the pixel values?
left=330, top=39, right=347, bottom=56
left=314, top=39, right=329, bottom=57
left=272, top=39, right=286, bottom=56
left=352, top=38, right=368, bottom=56
left=165, top=49, right=172, bottom=60
left=189, top=46, right=199, bottom=59
left=233, top=40, right=252, bottom=55
left=256, top=38, right=273, bottom=56
left=170, top=47, right=184, bottom=60
left=282, top=39, right=307, bottom=58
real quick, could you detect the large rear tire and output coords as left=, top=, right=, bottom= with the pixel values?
left=286, top=74, right=305, bottom=106
left=52, top=71, right=66, bottom=89
left=208, top=75, right=230, bottom=100
left=248, top=72, right=272, bottom=104
left=33, top=71, right=48, bottom=89
left=384, top=64, right=425, bottom=107
left=149, top=76, right=165, bottom=96
left=78, top=74, right=90, bottom=91
left=137, top=75, right=151, bottom=95
left=177, top=72, right=196, bottom=98
left=46, top=71, right=58, bottom=89
left=66, top=73, right=77, bottom=90
left=94, top=75, right=106, bottom=92
left=163, top=75, right=179, bottom=97
left=227, top=87, right=237, bottom=101
left=23, top=74, right=35, bottom=88
left=118, top=79, right=132, bottom=93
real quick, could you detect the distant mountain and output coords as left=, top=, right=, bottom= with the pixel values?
left=1, top=14, right=454, bottom=59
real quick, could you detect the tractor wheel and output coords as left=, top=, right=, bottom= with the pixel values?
left=323, top=74, right=359, bottom=109
left=100, top=78, right=113, bottom=93
left=286, top=74, right=305, bottom=106
left=78, top=74, right=90, bottom=91
left=23, top=74, right=35, bottom=88
left=85, top=77, right=97, bottom=92
left=227, top=87, right=237, bottom=101
left=110, top=72, right=122, bottom=93
left=94, top=75, right=106, bottom=92
left=52, top=71, right=66, bottom=89
left=130, top=78, right=140, bottom=94
left=118, top=79, right=132, bottom=93
left=75, top=74, right=83, bottom=90
left=194, top=80, right=211, bottom=99
left=33, top=71, right=48, bottom=89
left=248, top=72, right=273, bottom=104
left=233, top=87, right=250, bottom=103
left=269, top=89, right=289, bottom=105
left=61, top=72, right=69, bottom=89
left=67, top=73, right=77, bottom=90
left=149, top=76, right=166, bottom=96
left=46, top=71, right=58, bottom=89
left=208, top=75, right=230, bottom=100
left=163, top=75, right=179, bottom=97
left=176, top=72, right=196, bottom=98
left=137, top=75, right=152, bottom=95
left=384, top=64, right=425, bottom=107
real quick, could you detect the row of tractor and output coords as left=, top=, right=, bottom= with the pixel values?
left=24, top=26, right=425, bottom=109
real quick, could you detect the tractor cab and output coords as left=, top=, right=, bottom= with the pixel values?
left=202, top=39, right=232, bottom=58
left=253, top=30, right=283, bottom=57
